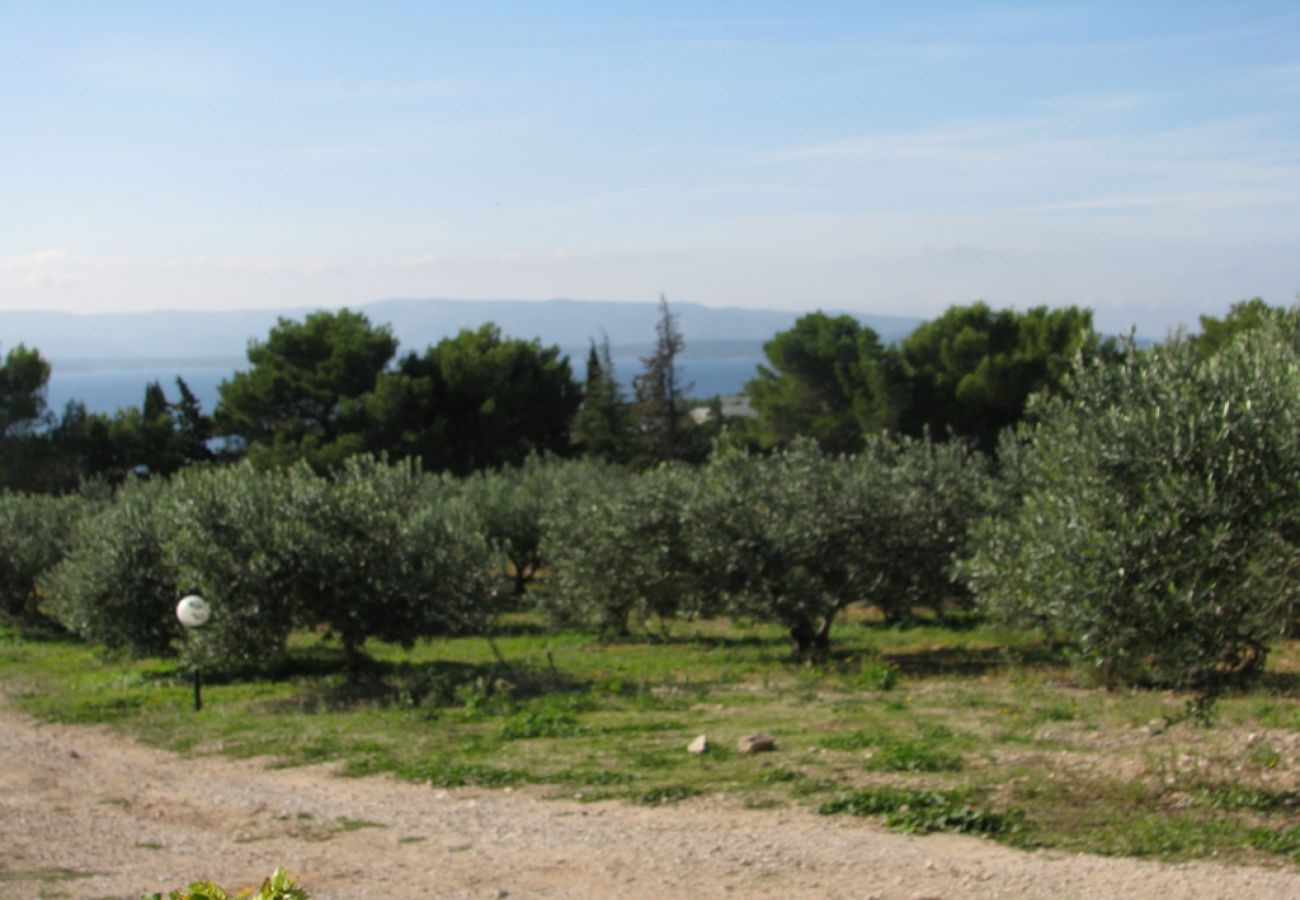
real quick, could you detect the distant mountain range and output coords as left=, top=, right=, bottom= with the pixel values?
left=0, top=297, right=922, bottom=363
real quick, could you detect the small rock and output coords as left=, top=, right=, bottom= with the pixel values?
left=737, top=733, right=777, bottom=754
left=68, top=749, right=80, bottom=760
left=688, top=735, right=710, bottom=754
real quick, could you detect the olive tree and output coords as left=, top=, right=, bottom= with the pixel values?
left=42, top=478, right=183, bottom=656
left=684, top=442, right=867, bottom=658
left=164, top=463, right=309, bottom=669
left=965, top=312, right=1300, bottom=689
left=845, top=434, right=992, bottom=623
left=0, top=491, right=93, bottom=626
left=540, top=461, right=701, bottom=635
left=289, top=456, right=503, bottom=675
left=459, top=455, right=610, bottom=599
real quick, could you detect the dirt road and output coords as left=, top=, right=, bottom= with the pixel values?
left=1, top=703, right=1297, bottom=899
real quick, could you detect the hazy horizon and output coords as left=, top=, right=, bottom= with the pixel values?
left=3, top=2, right=1298, bottom=336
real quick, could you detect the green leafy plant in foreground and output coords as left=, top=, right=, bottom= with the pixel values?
left=818, top=787, right=1025, bottom=837
left=144, top=866, right=307, bottom=900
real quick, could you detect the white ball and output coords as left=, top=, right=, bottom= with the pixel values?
left=176, top=595, right=211, bottom=628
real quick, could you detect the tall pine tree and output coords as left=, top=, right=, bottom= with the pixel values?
left=633, top=296, right=692, bottom=464
left=574, top=335, right=631, bottom=463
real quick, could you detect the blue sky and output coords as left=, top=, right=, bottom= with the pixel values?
left=2, top=1, right=1298, bottom=333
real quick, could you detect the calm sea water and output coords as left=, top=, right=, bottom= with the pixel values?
left=47, top=352, right=764, bottom=416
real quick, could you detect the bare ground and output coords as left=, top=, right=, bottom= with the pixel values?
left=2, top=702, right=1298, bottom=900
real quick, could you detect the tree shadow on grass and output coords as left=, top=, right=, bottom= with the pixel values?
left=880, top=642, right=1070, bottom=678
left=1251, top=670, right=1300, bottom=695
left=264, top=653, right=594, bottom=714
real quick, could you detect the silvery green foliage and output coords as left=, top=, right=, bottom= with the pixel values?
left=460, top=454, right=607, bottom=598
left=965, top=311, right=1300, bottom=688
left=43, top=458, right=503, bottom=671
left=686, top=440, right=857, bottom=656
left=42, top=478, right=183, bottom=656
left=288, top=456, right=503, bottom=671
left=686, top=437, right=990, bottom=657
left=0, top=491, right=91, bottom=625
left=540, top=461, right=700, bottom=635
left=165, top=463, right=307, bottom=668
left=847, top=433, right=992, bottom=623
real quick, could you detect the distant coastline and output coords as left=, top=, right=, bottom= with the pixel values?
left=45, top=340, right=771, bottom=416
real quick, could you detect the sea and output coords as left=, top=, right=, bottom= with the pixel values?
left=46, top=342, right=768, bottom=416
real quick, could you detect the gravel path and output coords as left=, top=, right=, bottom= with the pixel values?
left=2, top=703, right=1298, bottom=899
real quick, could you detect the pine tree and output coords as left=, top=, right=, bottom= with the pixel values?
left=633, top=296, right=692, bottom=464
left=574, top=335, right=631, bottom=462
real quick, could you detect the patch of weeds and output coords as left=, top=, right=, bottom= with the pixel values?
left=134, top=841, right=164, bottom=850
left=854, top=661, right=902, bottom=691
left=821, top=727, right=964, bottom=772
left=398, top=758, right=531, bottom=788
left=1249, top=744, right=1283, bottom=769
left=500, top=707, right=584, bottom=740
left=336, top=817, right=385, bottom=833
left=818, top=787, right=1024, bottom=837
left=558, top=769, right=636, bottom=786
left=744, top=797, right=784, bottom=809
left=596, top=718, right=685, bottom=735
left=1191, top=782, right=1300, bottom=812
left=754, top=767, right=805, bottom=785
left=456, top=679, right=518, bottom=720
left=1248, top=824, right=1300, bottom=862
left=621, top=749, right=683, bottom=770
left=1028, top=702, right=1077, bottom=724
left=638, top=784, right=701, bottom=805
left=820, top=728, right=887, bottom=751
left=790, top=776, right=840, bottom=796
left=866, top=740, right=963, bottom=773
left=1084, top=813, right=1244, bottom=859
left=398, top=836, right=426, bottom=845
left=1252, top=702, right=1300, bottom=730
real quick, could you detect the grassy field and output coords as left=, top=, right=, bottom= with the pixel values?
left=3, top=613, right=1299, bottom=868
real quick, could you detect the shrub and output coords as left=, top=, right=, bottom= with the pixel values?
left=685, top=441, right=859, bottom=657
left=165, top=463, right=307, bottom=669
left=462, top=454, right=613, bottom=599
left=42, top=478, right=183, bottom=656
left=845, top=433, right=991, bottom=622
left=541, top=461, right=700, bottom=635
left=289, top=456, right=504, bottom=674
left=0, top=491, right=91, bottom=626
left=144, top=867, right=307, bottom=900
left=966, top=310, right=1300, bottom=689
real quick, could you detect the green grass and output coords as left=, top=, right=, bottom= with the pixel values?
left=2, top=614, right=1300, bottom=869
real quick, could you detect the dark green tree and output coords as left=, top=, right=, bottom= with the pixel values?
left=573, top=336, right=632, bottom=463
left=892, top=303, right=1105, bottom=453
left=359, top=324, right=581, bottom=475
left=0, top=343, right=51, bottom=437
left=214, top=309, right=397, bottom=469
left=109, top=378, right=215, bottom=478
left=746, top=312, right=893, bottom=453
left=1194, top=298, right=1277, bottom=358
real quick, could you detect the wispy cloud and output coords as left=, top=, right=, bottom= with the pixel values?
left=1019, top=190, right=1283, bottom=213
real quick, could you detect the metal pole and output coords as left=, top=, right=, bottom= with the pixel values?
left=193, top=666, right=202, bottom=712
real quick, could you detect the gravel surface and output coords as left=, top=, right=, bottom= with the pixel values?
left=2, top=702, right=1298, bottom=899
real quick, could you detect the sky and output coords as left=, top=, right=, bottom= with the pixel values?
left=2, top=1, right=1298, bottom=335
